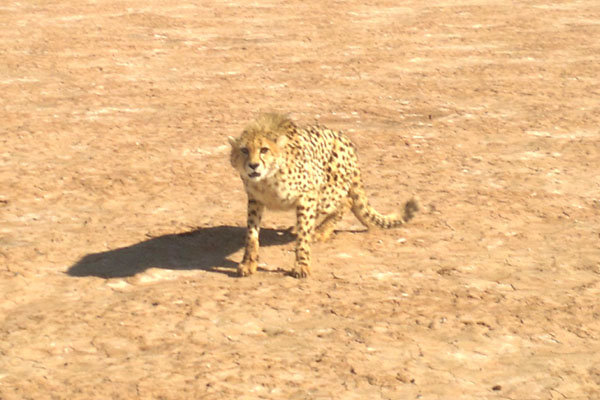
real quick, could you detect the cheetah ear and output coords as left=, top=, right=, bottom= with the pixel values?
left=276, top=135, right=288, bottom=148
left=227, top=136, right=238, bottom=148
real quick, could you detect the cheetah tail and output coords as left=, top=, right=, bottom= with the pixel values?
left=350, top=185, right=419, bottom=229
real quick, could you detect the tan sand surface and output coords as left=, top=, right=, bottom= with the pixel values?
left=1, top=0, right=600, bottom=398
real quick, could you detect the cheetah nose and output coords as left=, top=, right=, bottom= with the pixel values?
left=248, top=163, right=259, bottom=170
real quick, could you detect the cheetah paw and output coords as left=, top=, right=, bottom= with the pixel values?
left=312, top=229, right=334, bottom=243
left=291, top=266, right=311, bottom=278
left=237, top=261, right=257, bottom=277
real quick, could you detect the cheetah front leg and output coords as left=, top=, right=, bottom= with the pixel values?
left=238, top=198, right=264, bottom=277
left=292, top=194, right=317, bottom=278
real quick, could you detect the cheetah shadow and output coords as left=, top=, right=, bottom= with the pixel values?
left=66, top=225, right=295, bottom=279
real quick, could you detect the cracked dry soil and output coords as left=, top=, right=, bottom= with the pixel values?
left=1, top=0, right=600, bottom=399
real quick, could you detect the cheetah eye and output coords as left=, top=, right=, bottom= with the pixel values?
left=260, top=147, right=270, bottom=154
left=240, top=148, right=249, bottom=155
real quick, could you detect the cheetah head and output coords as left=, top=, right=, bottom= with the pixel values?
left=228, top=133, right=288, bottom=182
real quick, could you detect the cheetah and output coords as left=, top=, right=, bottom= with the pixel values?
left=228, top=113, right=419, bottom=278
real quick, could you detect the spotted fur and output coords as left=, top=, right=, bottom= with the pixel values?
left=228, top=113, right=419, bottom=278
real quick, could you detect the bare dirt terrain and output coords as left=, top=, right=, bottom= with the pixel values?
left=1, top=0, right=600, bottom=399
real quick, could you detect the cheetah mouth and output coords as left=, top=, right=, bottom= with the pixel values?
left=248, top=172, right=261, bottom=179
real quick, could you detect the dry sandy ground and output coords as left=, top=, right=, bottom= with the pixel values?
left=1, top=0, right=600, bottom=399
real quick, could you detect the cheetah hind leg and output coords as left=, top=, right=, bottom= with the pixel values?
left=286, top=212, right=337, bottom=239
left=313, top=200, right=350, bottom=242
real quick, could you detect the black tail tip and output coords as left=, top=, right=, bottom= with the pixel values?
left=403, top=197, right=420, bottom=221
